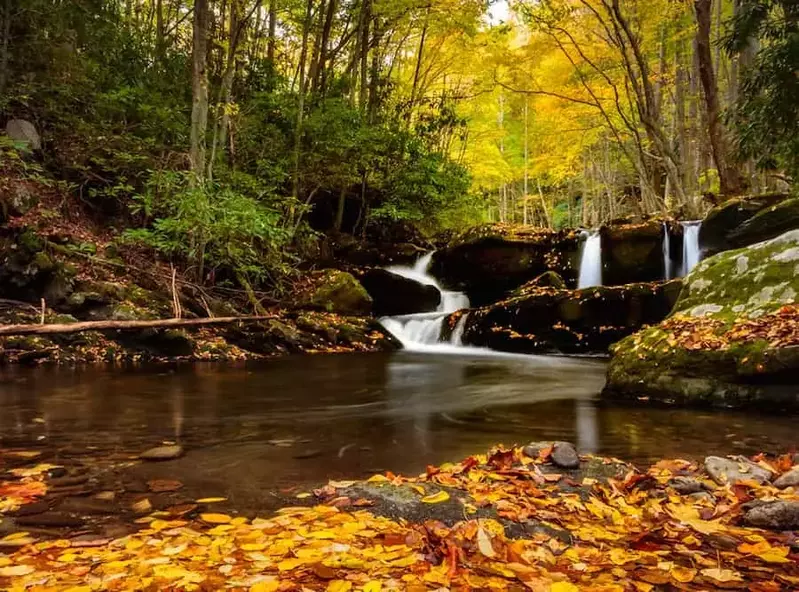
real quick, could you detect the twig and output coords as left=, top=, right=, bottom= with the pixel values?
left=0, top=316, right=277, bottom=337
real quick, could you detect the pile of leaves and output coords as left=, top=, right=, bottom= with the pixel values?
left=2, top=446, right=799, bottom=590
left=649, top=305, right=799, bottom=353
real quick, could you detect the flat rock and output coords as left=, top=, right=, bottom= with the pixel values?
left=522, top=441, right=555, bottom=458
left=773, top=467, right=799, bottom=489
left=140, top=445, right=183, bottom=461
left=551, top=442, right=580, bottom=469
left=743, top=501, right=799, bottom=530
left=668, top=476, right=706, bottom=495
left=703, top=456, right=772, bottom=485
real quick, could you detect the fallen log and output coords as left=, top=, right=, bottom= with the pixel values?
left=0, top=316, right=277, bottom=337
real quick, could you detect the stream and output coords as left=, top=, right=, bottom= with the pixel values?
left=2, top=355, right=797, bottom=510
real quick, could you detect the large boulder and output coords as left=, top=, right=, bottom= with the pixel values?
left=602, top=220, right=668, bottom=285
left=604, top=230, right=799, bottom=407
left=5, top=119, right=41, bottom=151
left=700, top=194, right=789, bottom=255
left=356, top=268, right=440, bottom=316
left=459, top=280, right=683, bottom=354
left=302, top=270, right=373, bottom=315
left=430, top=226, right=580, bottom=306
left=728, top=198, right=799, bottom=248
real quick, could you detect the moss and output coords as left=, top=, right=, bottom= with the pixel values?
left=308, top=270, right=372, bottom=315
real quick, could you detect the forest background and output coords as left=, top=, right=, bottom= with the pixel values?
left=1, top=0, right=797, bottom=294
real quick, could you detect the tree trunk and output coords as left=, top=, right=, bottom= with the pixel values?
left=694, top=0, right=743, bottom=196
left=267, top=0, right=277, bottom=64
left=358, top=0, right=370, bottom=112
left=190, top=0, right=210, bottom=184
left=156, top=0, right=166, bottom=66
left=0, top=0, right=10, bottom=94
left=0, top=316, right=277, bottom=337
left=409, top=8, right=429, bottom=111
left=523, top=99, right=529, bottom=225
left=316, top=0, right=338, bottom=95
left=368, top=19, right=382, bottom=121
left=291, top=0, right=314, bottom=206
left=334, top=187, right=347, bottom=232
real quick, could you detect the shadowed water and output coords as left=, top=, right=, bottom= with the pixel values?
left=1, top=354, right=797, bottom=508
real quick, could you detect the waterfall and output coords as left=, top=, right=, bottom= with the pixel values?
left=680, top=221, right=702, bottom=276
left=577, top=230, right=603, bottom=289
left=662, top=222, right=673, bottom=280
left=381, top=253, right=472, bottom=352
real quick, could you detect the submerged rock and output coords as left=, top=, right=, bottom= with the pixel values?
left=356, top=268, right=440, bottom=316
left=704, top=456, right=772, bottom=485
left=460, top=280, right=682, bottom=354
left=743, top=501, right=799, bottom=530
left=604, top=230, right=799, bottom=407
left=139, top=445, right=184, bottom=461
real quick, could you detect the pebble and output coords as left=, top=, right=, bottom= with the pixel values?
left=703, top=455, right=772, bottom=485
left=551, top=442, right=580, bottom=470
left=773, top=467, right=799, bottom=489
left=139, top=445, right=184, bottom=461
left=744, top=501, right=799, bottom=530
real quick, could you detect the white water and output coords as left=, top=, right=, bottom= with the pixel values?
left=577, top=230, right=603, bottom=289
left=381, top=253, right=474, bottom=353
left=662, top=222, right=674, bottom=280
left=680, top=221, right=702, bottom=276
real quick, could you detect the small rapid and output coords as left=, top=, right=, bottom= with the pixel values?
left=380, top=253, right=473, bottom=353
left=662, top=222, right=674, bottom=280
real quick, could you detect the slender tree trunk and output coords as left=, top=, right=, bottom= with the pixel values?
left=694, top=0, right=743, bottom=196
left=368, top=19, right=381, bottom=121
left=358, top=0, right=370, bottom=112
left=0, top=0, right=10, bottom=94
left=291, top=0, right=314, bottom=206
left=316, top=0, right=337, bottom=94
left=409, top=8, right=429, bottom=110
left=190, top=0, right=210, bottom=184
left=267, top=0, right=277, bottom=64
left=523, top=99, right=529, bottom=225
left=334, top=187, right=347, bottom=232
left=307, top=0, right=327, bottom=94
left=156, top=0, right=166, bottom=66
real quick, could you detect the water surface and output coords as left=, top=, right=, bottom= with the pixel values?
left=1, top=353, right=796, bottom=508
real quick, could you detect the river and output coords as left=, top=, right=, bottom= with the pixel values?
left=1, top=353, right=797, bottom=510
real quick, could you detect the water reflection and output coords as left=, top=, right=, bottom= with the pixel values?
left=1, top=354, right=797, bottom=508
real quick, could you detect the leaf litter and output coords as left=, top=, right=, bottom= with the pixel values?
left=1, top=447, right=798, bottom=590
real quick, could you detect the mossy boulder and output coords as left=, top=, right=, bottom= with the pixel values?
left=728, top=198, right=799, bottom=248
left=604, top=230, right=799, bottom=407
left=459, top=280, right=682, bottom=354
left=305, top=270, right=373, bottom=315
left=509, top=271, right=567, bottom=297
left=700, top=194, right=788, bottom=255
left=356, top=268, right=440, bottom=316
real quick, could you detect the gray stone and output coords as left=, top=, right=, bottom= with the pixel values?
left=687, top=492, right=714, bottom=504
left=668, top=476, right=706, bottom=495
left=522, top=441, right=555, bottom=458
left=551, top=442, right=580, bottom=469
left=6, top=119, right=41, bottom=150
left=703, top=456, right=772, bottom=485
left=139, top=445, right=183, bottom=461
left=773, top=467, right=799, bottom=489
left=743, top=501, right=799, bottom=530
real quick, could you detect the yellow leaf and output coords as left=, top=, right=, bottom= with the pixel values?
left=296, top=492, right=312, bottom=499
left=250, top=581, right=280, bottom=592
left=307, top=530, right=336, bottom=539
left=410, top=485, right=425, bottom=495
left=0, top=565, right=35, bottom=577
left=197, top=497, right=227, bottom=503
left=700, top=568, right=743, bottom=583
left=671, top=566, right=696, bottom=583
left=551, top=583, right=579, bottom=592
left=476, top=525, right=496, bottom=558
left=200, top=513, right=231, bottom=524
left=367, top=475, right=389, bottom=483
left=278, top=558, right=305, bottom=571
left=241, top=543, right=267, bottom=552
left=362, top=581, right=382, bottom=592
left=327, top=581, right=352, bottom=592
left=757, top=547, right=791, bottom=563
left=421, top=490, right=450, bottom=504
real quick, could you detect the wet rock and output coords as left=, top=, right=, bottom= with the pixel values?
left=701, top=194, right=789, bottom=255
left=774, top=467, right=799, bottom=489
left=509, top=272, right=567, bottom=298
left=728, top=198, right=799, bottom=248
left=522, top=442, right=555, bottom=458
left=461, top=280, right=682, bottom=354
left=58, top=498, right=119, bottom=515
left=704, top=456, right=772, bottom=486
left=11, top=501, right=49, bottom=516
left=743, top=501, right=799, bottom=530
left=139, top=445, right=183, bottom=461
left=357, top=268, right=441, bottom=316
left=603, top=221, right=667, bottom=285
left=15, top=512, right=85, bottom=528
left=551, top=442, right=580, bottom=469
left=668, top=476, right=707, bottom=495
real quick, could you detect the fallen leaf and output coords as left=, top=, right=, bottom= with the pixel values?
left=421, top=490, right=450, bottom=504
left=200, top=513, right=232, bottom=524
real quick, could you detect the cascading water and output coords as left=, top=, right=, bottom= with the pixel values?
left=577, top=230, right=603, bottom=289
left=380, top=253, right=472, bottom=352
left=662, top=222, right=673, bottom=280
left=680, top=221, right=702, bottom=276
